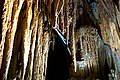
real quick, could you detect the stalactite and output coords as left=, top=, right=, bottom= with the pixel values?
left=24, top=2, right=38, bottom=79
left=24, top=24, right=37, bottom=80
left=20, top=0, right=33, bottom=79
left=0, top=0, right=14, bottom=64
left=7, top=16, right=22, bottom=79
left=38, top=18, right=43, bottom=80
left=47, top=0, right=52, bottom=16
left=60, top=7, right=65, bottom=35
left=53, top=0, right=60, bottom=29
left=32, top=29, right=39, bottom=80
left=69, top=26, right=101, bottom=79
left=0, top=0, right=24, bottom=79
left=32, top=15, right=43, bottom=80
left=57, top=0, right=64, bottom=16
left=65, top=0, right=70, bottom=45
left=0, top=0, right=13, bottom=70
left=71, top=0, right=77, bottom=72
left=16, top=2, right=27, bottom=79
left=42, top=31, right=50, bottom=80
left=54, top=0, right=60, bottom=15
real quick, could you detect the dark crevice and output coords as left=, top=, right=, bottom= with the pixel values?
left=46, top=31, right=72, bottom=80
